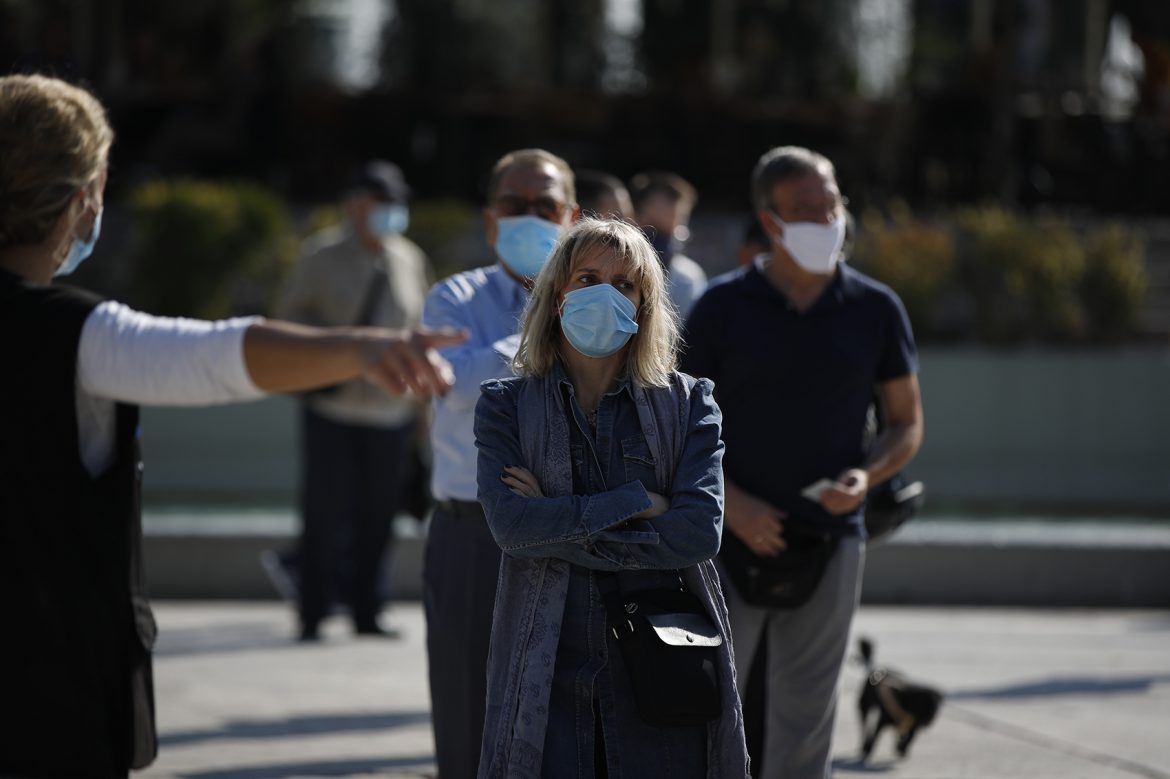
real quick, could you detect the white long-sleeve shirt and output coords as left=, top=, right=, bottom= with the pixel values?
left=75, top=301, right=265, bottom=476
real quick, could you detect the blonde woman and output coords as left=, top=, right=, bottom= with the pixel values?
left=0, top=73, right=461, bottom=778
left=474, top=218, right=747, bottom=777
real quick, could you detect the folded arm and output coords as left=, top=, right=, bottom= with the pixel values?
left=475, top=382, right=656, bottom=568
left=475, top=378, right=725, bottom=571
left=587, top=380, right=725, bottom=569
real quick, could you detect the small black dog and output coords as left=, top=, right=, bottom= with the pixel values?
left=857, top=637, right=943, bottom=761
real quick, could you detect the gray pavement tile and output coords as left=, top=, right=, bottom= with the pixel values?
left=139, top=603, right=1170, bottom=779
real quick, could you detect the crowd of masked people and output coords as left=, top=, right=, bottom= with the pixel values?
left=0, top=73, right=922, bottom=779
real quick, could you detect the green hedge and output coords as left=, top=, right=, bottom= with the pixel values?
left=128, top=179, right=295, bottom=319
left=124, top=184, right=1150, bottom=346
left=852, top=202, right=956, bottom=341
left=852, top=205, right=1149, bottom=344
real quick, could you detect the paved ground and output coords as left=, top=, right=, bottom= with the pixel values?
left=141, top=603, right=1170, bottom=779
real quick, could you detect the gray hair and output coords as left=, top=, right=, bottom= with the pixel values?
left=750, top=146, right=837, bottom=212
left=486, top=148, right=576, bottom=205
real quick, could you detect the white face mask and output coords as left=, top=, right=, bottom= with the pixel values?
left=769, top=212, right=845, bottom=275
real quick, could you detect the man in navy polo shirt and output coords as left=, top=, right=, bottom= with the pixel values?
left=681, top=145, right=923, bottom=778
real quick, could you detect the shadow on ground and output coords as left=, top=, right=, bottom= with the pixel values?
left=160, top=710, right=431, bottom=747
left=831, top=756, right=898, bottom=774
left=948, top=673, right=1170, bottom=701
left=179, top=754, right=434, bottom=778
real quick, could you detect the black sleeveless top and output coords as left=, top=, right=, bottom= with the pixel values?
left=0, top=268, right=157, bottom=777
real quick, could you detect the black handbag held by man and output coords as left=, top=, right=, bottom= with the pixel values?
left=718, top=524, right=839, bottom=610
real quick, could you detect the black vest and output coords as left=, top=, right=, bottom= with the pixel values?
left=0, top=269, right=157, bottom=777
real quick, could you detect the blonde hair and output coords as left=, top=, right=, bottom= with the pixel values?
left=0, top=74, right=113, bottom=250
left=514, top=218, right=679, bottom=388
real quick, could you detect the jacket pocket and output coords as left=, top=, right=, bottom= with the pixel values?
left=621, top=435, right=657, bottom=486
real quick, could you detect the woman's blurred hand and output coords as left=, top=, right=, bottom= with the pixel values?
left=361, top=327, right=466, bottom=397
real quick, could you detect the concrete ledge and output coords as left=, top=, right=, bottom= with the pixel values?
left=144, top=533, right=424, bottom=601
left=863, top=544, right=1170, bottom=607
left=862, top=519, right=1170, bottom=607
left=143, top=514, right=1170, bottom=607
left=138, top=349, right=1170, bottom=509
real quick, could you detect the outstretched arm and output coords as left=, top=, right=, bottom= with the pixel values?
left=421, top=280, right=522, bottom=413
left=243, top=321, right=464, bottom=397
left=77, top=300, right=465, bottom=406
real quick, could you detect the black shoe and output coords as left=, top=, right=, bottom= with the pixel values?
left=353, top=621, right=401, bottom=639
left=260, top=549, right=300, bottom=602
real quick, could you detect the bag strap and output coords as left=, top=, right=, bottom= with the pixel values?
left=596, top=570, right=688, bottom=639
left=596, top=573, right=631, bottom=639
left=352, top=264, right=388, bottom=327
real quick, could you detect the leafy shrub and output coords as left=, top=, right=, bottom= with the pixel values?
left=302, top=205, right=344, bottom=236
left=954, top=206, right=1087, bottom=344
left=128, top=179, right=296, bottom=318
left=406, top=199, right=482, bottom=280
left=1080, top=223, right=1148, bottom=343
left=851, top=204, right=1149, bottom=344
left=852, top=201, right=957, bottom=340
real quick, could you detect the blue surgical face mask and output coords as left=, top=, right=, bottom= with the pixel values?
left=559, top=283, right=640, bottom=359
left=494, top=215, right=562, bottom=278
left=367, top=203, right=409, bottom=236
left=55, top=208, right=103, bottom=277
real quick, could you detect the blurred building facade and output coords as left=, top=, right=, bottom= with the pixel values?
left=2, top=0, right=1167, bottom=212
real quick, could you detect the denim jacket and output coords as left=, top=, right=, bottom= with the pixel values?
left=474, top=365, right=748, bottom=778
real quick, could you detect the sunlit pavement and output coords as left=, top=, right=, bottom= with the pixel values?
left=141, top=603, right=1170, bottom=779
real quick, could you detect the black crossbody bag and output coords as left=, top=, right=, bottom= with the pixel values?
left=865, top=473, right=925, bottom=543
left=303, top=264, right=388, bottom=399
left=719, top=525, right=839, bottom=610
left=720, top=474, right=924, bottom=609
left=597, top=572, right=723, bottom=727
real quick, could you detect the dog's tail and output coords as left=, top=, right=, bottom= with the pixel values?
left=858, top=637, right=875, bottom=669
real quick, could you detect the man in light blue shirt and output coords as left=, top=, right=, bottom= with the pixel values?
left=420, top=148, right=579, bottom=779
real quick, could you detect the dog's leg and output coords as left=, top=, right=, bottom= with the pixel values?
left=897, top=725, right=920, bottom=758
left=857, top=690, right=873, bottom=757
left=862, top=710, right=890, bottom=760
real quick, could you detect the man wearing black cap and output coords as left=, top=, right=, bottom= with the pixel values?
left=278, top=160, right=433, bottom=641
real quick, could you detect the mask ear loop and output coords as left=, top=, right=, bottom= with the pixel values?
left=767, top=210, right=787, bottom=241
left=74, top=182, right=101, bottom=242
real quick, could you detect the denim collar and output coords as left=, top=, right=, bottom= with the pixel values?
left=551, top=357, right=635, bottom=406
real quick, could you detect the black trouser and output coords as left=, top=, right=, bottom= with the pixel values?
left=298, top=407, right=412, bottom=630
left=423, top=500, right=502, bottom=779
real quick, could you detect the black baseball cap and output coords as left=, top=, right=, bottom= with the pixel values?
left=349, top=160, right=411, bottom=202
